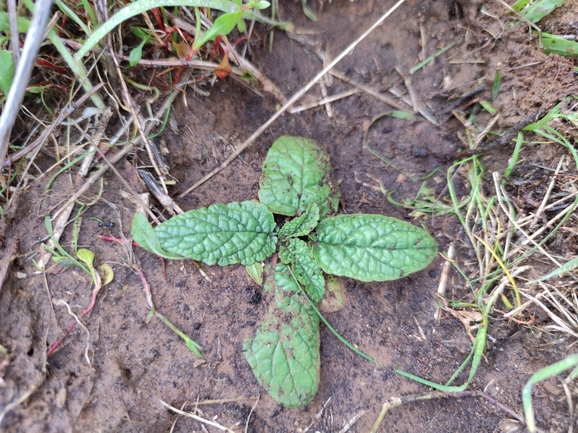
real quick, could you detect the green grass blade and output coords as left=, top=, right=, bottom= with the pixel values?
left=520, top=0, right=565, bottom=23
left=540, top=32, right=578, bottom=57
left=503, top=132, right=524, bottom=180
left=155, top=312, right=203, bottom=357
left=528, top=257, right=578, bottom=283
left=491, top=69, right=501, bottom=101
left=54, top=0, right=91, bottom=34
left=410, top=40, right=458, bottom=74
left=523, top=354, right=578, bottom=432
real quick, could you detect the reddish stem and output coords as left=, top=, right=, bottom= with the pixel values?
left=47, top=271, right=102, bottom=356
left=98, top=234, right=139, bottom=248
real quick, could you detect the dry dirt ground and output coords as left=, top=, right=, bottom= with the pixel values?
left=1, top=0, right=577, bottom=432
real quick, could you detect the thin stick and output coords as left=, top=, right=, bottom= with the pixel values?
left=289, top=89, right=358, bottom=114
left=338, top=410, right=365, bottom=433
left=396, top=67, right=438, bottom=125
left=435, top=243, right=455, bottom=323
left=161, top=400, right=235, bottom=432
left=319, top=82, right=334, bottom=117
left=244, top=395, right=260, bottom=433
left=473, top=114, right=500, bottom=148
left=530, top=156, right=564, bottom=228
left=185, top=397, right=259, bottom=406
left=7, top=0, right=20, bottom=67
left=330, top=69, right=408, bottom=112
left=0, top=0, right=54, bottom=166
left=178, top=0, right=408, bottom=198
left=369, top=391, right=530, bottom=433
left=109, top=43, right=169, bottom=194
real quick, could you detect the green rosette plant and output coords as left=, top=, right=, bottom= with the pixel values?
left=131, top=135, right=438, bottom=408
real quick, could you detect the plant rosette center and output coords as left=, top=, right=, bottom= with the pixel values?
left=131, top=135, right=437, bottom=408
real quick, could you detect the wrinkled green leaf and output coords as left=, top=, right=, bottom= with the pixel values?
left=278, top=202, right=320, bottom=239
left=131, top=213, right=186, bottom=260
left=246, top=262, right=264, bottom=285
left=0, top=50, right=15, bottom=96
left=259, top=136, right=339, bottom=217
left=279, top=238, right=325, bottom=303
left=155, top=201, right=277, bottom=266
left=311, top=214, right=437, bottom=282
left=244, top=263, right=320, bottom=408
left=519, top=0, right=565, bottom=23
left=541, top=32, right=578, bottom=57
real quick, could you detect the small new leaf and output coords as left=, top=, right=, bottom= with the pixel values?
left=259, top=136, right=339, bottom=217
left=278, top=202, right=320, bottom=239
left=278, top=238, right=324, bottom=303
left=155, top=201, right=277, bottom=266
left=244, top=264, right=320, bottom=408
left=312, top=214, right=437, bottom=282
left=193, top=11, right=243, bottom=50
left=246, top=262, right=264, bottom=285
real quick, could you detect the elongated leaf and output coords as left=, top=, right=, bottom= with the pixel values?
left=0, top=50, right=14, bottom=96
left=244, top=264, right=320, bottom=408
left=520, top=0, right=565, bottom=23
left=131, top=213, right=186, bottom=260
left=155, top=201, right=277, bottom=266
left=259, top=136, right=339, bottom=217
left=193, top=11, right=243, bottom=50
left=311, top=214, right=437, bottom=282
left=278, top=202, right=320, bottom=239
left=541, top=32, right=578, bottom=57
left=279, top=238, right=324, bottom=303
left=129, top=39, right=146, bottom=67
left=528, top=256, right=578, bottom=283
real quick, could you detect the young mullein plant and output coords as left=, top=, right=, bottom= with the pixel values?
left=131, top=136, right=437, bottom=408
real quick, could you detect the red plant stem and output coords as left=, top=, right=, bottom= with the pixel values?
left=98, top=234, right=139, bottom=248
left=134, top=267, right=154, bottom=310
left=150, top=8, right=166, bottom=32
left=47, top=271, right=102, bottom=356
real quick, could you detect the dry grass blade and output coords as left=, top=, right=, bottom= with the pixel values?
left=160, top=400, right=236, bottom=432
left=289, top=89, right=358, bottom=114
left=3, top=83, right=105, bottom=168
left=330, top=69, right=409, bottom=112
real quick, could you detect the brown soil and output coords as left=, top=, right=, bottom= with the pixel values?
left=1, top=0, right=577, bottom=432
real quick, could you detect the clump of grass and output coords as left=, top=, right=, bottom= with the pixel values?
left=369, top=98, right=578, bottom=430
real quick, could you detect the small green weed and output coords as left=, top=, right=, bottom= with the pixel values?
left=132, top=136, right=438, bottom=408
